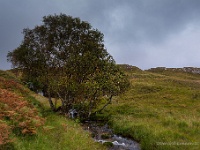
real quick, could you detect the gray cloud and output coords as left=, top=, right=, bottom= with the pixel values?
left=1, top=0, right=200, bottom=70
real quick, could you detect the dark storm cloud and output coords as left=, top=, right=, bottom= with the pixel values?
left=1, top=0, right=200, bottom=70
left=103, top=0, right=200, bottom=43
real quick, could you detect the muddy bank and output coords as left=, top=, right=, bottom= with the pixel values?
left=83, top=122, right=140, bottom=150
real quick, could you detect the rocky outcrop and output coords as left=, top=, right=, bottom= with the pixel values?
left=148, top=67, right=200, bottom=74
left=182, top=67, right=200, bottom=74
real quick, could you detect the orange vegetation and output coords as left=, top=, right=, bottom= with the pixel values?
left=0, top=76, right=45, bottom=145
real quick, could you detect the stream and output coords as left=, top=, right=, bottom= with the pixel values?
left=36, top=92, right=140, bottom=149
left=83, top=122, right=141, bottom=150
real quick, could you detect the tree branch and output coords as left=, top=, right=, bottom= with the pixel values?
left=96, top=95, right=113, bottom=113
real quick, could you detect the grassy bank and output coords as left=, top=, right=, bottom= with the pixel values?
left=1, top=67, right=200, bottom=150
left=0, top=70, right=105, bottom=150
left=13, top=112, right=105, bottom=150
left=104, top=67, right=200, bottom=150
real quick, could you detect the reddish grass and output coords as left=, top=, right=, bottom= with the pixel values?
left=0, top=77, right=45, bottom=145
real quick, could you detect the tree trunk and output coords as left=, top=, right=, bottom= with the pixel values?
left=48, top=91, right=55, bottom=111
left=96, top=95, right=113, bottom=113
left=56, top=92, right=66, bottom=113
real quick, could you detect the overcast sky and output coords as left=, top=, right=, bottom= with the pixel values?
left=1, top=0, right=200, bottom=70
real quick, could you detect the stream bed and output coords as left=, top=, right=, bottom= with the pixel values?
left=83, top=122, right=141, bottom=150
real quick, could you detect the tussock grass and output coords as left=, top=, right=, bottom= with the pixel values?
left=14, top=113, right=105, bottom=150
left=104, top=69, right=200, bottom=150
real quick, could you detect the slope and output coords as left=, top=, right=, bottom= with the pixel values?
left=0, top=70, right=105, bottom=150
left=103, top=66, right=200, bottom=150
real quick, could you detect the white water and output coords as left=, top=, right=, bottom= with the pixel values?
left=84, top=123, right=140, bottom=150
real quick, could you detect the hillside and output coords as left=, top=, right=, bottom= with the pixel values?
left=1, top=66, right=200, bottom=150
left=103, top=66, right=200, bottom=150
left=0, top=70, right=105, bottom=150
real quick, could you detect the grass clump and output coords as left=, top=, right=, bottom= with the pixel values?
left=101, top=133, right=111, bottom=139
left=103, top=141, right=113, bottom=147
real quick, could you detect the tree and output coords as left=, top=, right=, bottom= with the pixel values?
left=7, top=14, right=130, bottom=119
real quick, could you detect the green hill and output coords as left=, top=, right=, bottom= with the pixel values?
left=103, top=66, right=200, bottom=150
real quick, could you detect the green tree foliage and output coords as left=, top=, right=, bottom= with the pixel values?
left=7, top=14, right=130, bottom=118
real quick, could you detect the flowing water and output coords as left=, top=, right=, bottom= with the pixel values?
left=83, top=122, right=141, bottom=150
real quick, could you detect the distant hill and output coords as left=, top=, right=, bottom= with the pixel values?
left=118, top=64, right=143, bottom=72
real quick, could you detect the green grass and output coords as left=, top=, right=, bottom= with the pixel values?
left=2, top=67, right=200, bottom=150
left=14, top=113, right=105, bottom=150
left=103, top=68, right=200, bottom=150
left=0, top=70, right=105, bottom=150
left=11, top=98, right=106, bottom=150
